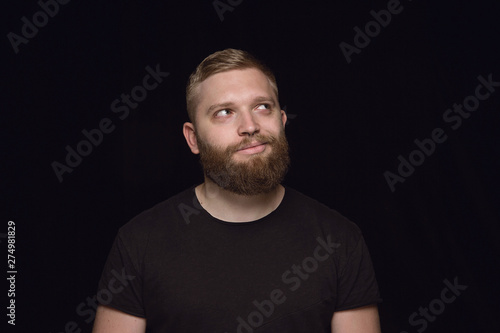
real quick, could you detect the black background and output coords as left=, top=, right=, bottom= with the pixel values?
left=3, top=0, right=500, bottom=332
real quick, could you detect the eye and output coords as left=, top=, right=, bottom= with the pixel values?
left=256, top=104, right=271, bottom=110
left=215, top=109, right=232, bottom=117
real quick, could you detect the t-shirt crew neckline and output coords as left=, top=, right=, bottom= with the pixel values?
left=192, top=185, right=288, bottom=226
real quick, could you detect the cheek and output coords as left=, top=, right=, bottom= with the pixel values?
left=267, top=118, right=285, bottom=133
left=200, top=130, right=236, bottom=148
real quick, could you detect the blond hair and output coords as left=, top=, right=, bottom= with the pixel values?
left=186, top=48, right=278, bottom=124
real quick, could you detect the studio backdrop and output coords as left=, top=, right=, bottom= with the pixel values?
left=2, top=0, right=500, bottom=332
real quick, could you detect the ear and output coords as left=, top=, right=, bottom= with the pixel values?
left=280, top=109, right=287, bottom=128
left=182, top=122, right=200, bottom=154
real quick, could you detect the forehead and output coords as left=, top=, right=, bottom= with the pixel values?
left=195, top=68, right=275, bottom=112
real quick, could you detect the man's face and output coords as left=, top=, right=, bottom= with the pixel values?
left=187, top=68, right=290, bottom=195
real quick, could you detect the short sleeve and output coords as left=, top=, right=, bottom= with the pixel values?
left=335, top=234, right=382, bottom=311
left=97, top=231, right=145, bottom=317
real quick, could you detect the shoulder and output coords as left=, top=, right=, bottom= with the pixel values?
left=116, top=186, right=196, bottom=245
left=282, top=186, right=363, bottom=243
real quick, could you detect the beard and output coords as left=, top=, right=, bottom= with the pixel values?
left=196, top=130, right=290, bottom=196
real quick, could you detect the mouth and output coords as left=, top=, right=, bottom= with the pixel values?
left=236, top=142, right=268, bottom=155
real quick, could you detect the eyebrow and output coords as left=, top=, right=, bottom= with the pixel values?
left=206, top=96, right=276, bottom=115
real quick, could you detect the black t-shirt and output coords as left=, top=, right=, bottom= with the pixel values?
left=97, top=186, right=381, bottom=332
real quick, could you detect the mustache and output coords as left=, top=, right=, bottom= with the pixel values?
left=229, top=134, right=277, bottom=153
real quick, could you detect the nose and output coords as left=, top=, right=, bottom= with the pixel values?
left=238, top=111, right=260, bottom=136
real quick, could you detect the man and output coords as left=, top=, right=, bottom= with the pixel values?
left=93, top=48, right=382, bottom=333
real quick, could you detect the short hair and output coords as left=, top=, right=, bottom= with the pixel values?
left=186, top=48, right=278, bottom=124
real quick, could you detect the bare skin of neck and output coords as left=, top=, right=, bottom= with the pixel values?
left=195, top=179, right=285, bottom=223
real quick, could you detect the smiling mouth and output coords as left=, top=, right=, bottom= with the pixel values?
left=237, top=142, right=268, bottom=154
left=238, top=142, right=266, bottom=150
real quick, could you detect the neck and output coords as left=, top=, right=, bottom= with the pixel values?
left=195, top=179, right=285, bottom=222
